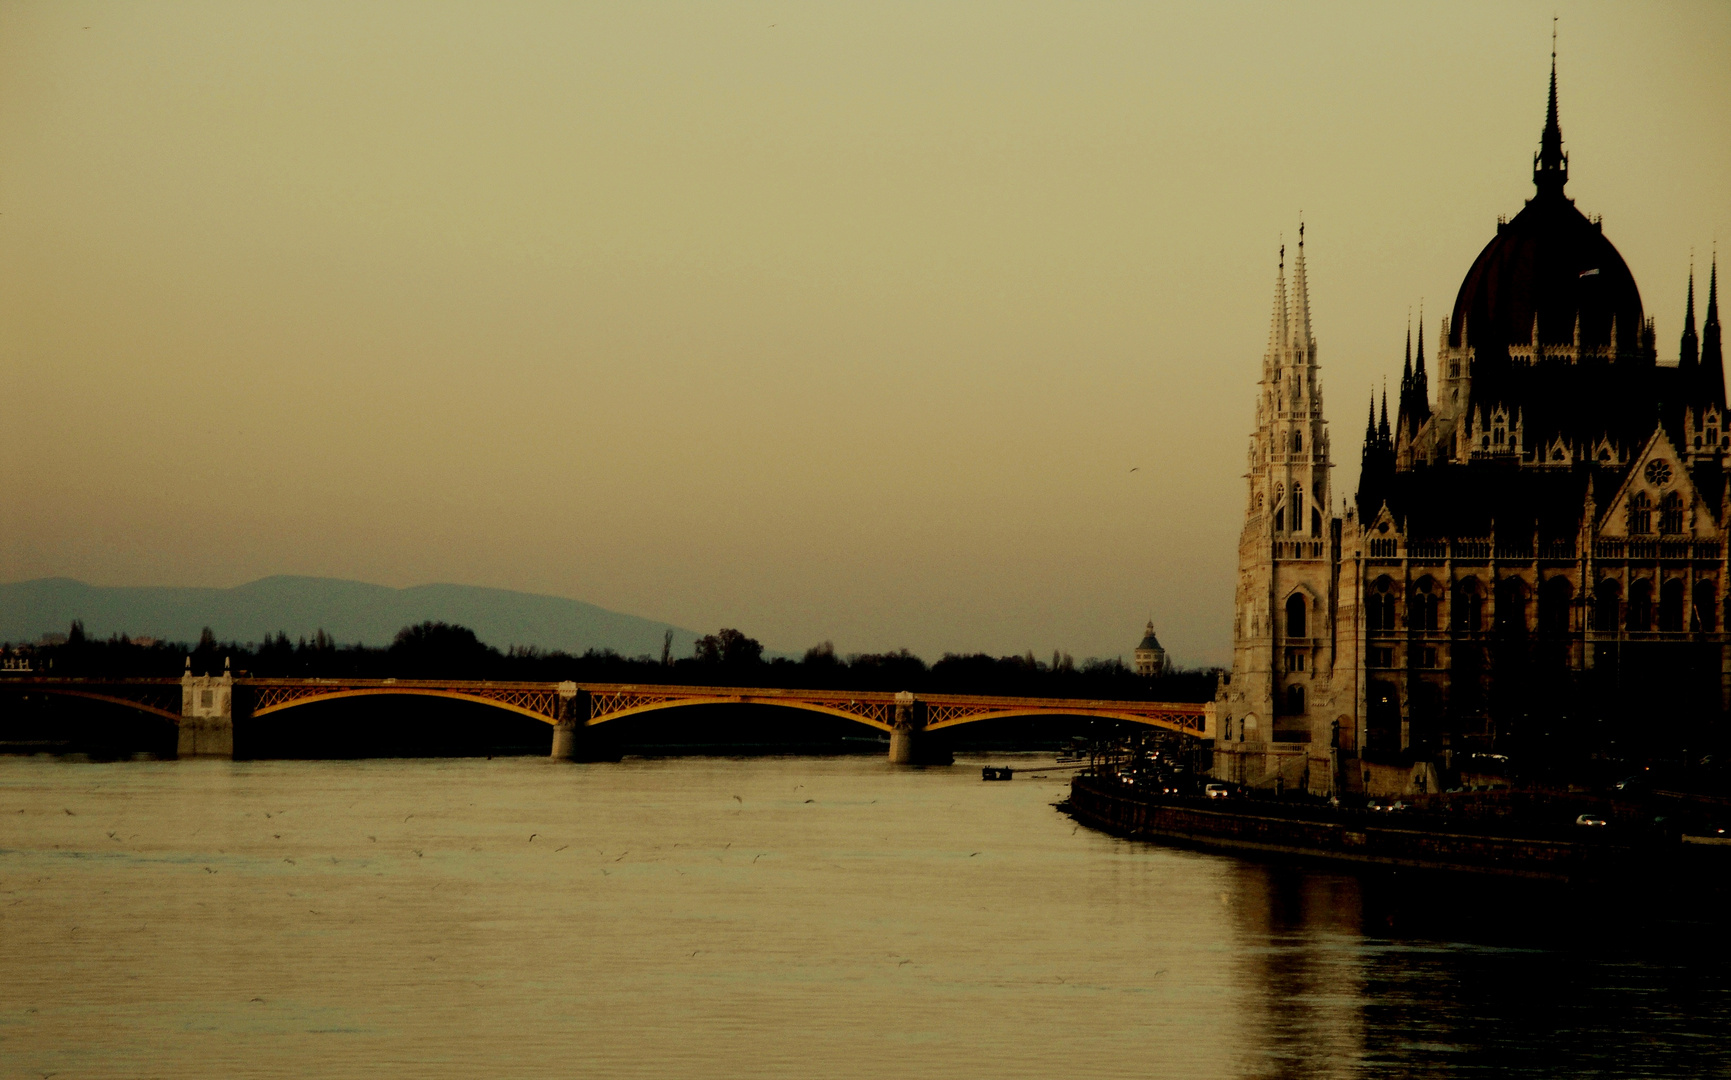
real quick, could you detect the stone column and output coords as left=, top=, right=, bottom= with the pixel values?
left=178, top=657, right=235, bottom=759
left=550, top=681, right=584, bottom=760
left=888, top=691, right=923, bottom=764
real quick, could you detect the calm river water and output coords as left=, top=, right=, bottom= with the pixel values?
left=3, top=753, right=1730, bottom=1079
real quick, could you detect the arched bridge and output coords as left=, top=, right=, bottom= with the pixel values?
left=0, top=671, right=1217, bottom=761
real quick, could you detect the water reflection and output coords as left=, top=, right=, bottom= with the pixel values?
left=0, top=753, right=1726, bottom=1079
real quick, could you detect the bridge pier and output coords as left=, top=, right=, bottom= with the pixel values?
left=550, top=682, right=585, bottom=760
left=177, top=658, right=235, bottom=759
left=888, top=691, right=951, bottom=765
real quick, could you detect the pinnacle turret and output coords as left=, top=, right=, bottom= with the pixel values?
left=1265, top=245, right=1289, bottom=363
left=1289, top=224, right=1313, bottom=354
left=1681, top=265, right=1699, bottom=371
left=1704, top=255, right=1725, bottom=408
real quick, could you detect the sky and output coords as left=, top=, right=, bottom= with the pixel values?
left=3, top=2, right=1730, bottom=666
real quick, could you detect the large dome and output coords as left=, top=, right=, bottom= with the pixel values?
left=1449, top=193, right=1644, bottom=356
left=1447, top=58, right=1645, bottom=358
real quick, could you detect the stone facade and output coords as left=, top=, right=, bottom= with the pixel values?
left=1217, top=60, right=1729, bottom=796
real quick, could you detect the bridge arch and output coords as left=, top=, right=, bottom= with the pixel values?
left=586, top=695, right=893, bottom=733
left=250, top=687, right=560, bottom=725
left=9, top=688, right=180, bottom=725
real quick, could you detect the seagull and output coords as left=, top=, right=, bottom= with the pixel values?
left=1130, top=467, right=1140, bottom=472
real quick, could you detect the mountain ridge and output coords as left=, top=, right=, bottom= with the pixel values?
left=0, top=576, right=706, bottom=658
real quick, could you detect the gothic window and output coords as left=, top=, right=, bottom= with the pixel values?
left=1312, top=507, right=1322, bottom=535
left=1284, top=648, right=1305, bottom=672
left=1291, top=429, right=1304, bottom=453
left=1660, top=491, right=1684, bottom=535
left=1593, top=578, right=1621, bottom=632
left=1453, top=578, right=1484, bottom=634
left=1495, top=578, right=1529, bottom=636
left=1285, top=593, right=1308, bottom=638
left=1410, top=577, right=1439, bottom=632
left=1659, top=579, right=1685, bottom=632
left=1628, top=491, right=1652, bottom=534
left=1370, top=646, right=1394, bottom=667
left=1628, top=579, right=1654, bottom=632
left=1695, top=580, right=1718, bottom=633
left=1293, top=487, right=1304, bottom=518
left=1538, top=577, right=1573, bottom=635
left=1450, top=361, right=1460, bottom=378
left=1367, top=576, right=1396, bottom=632
left=1644, top=459, right=1672, bottom=486
left=1494, top=426, right=1505, bottom=446
left=1285, top=684, right=1306, bottom=716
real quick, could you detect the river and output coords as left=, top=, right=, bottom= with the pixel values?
left=2, top=752, right=1728, bottom=1078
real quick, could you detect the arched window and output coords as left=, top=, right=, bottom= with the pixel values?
left=1593, top=578, right=1621, bottom=632
left=1285, top=684, right=1306, bottom=716
left=1660, top=491, right=1684, bottom=535
left=1496, top=578, right=1529, bottom=635
left=1659, top=578, right=1685, bottom=632
left=1368, top=576, right=1396, bottom=632
left=1293, top=487, right=1304, bottom=519
left=1453, top=578, right=1483, bottom=634
left=1629, top=491, right=1652, bottom=535
left=1539, top=577, right=1573, bottom=635
left=1628, top=579, right=1654, bottom=632
left=1312, top=507, right=1323, bottom=536
left=1273, top=482, right=1285, bottom=532
left=1286, top=593, right=1308, bottom=638
left=1410, top=577, right=1439, bottom=632
left=1694, top=580, right=1717, bottom=633
left=1291, top=429, right=1303, bottom=453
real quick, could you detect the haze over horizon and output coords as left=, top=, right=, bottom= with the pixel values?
left=4, top=2, right=1729, bottom=667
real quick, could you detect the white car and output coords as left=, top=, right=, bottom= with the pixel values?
left=1204, top=783, right=1230, bottom=799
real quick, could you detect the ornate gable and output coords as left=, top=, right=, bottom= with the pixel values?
left=1597, top=425, right=1700, bottom=536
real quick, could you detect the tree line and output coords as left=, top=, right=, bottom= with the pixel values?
left=7, top=621, right=1217, bottom=702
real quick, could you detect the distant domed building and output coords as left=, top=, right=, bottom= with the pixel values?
left=1218, top=52, right=1727, bottom=795
left=1133, top=621, right=1166, bottom=676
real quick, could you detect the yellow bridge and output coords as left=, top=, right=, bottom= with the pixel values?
left=2, top=670, right=1218, bottom=762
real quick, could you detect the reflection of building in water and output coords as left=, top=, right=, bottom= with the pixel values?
left=1218, top=52, right=1728, bottom=794
left=1220, top=865, right=1367, bottom=1077
left=1133, top=621, right=1166, bottom=676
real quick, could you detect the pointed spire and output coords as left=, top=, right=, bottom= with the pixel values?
left=1378, top=381, right=1390, bottom=442
left=1534, top=22, right=1569, bottom=197
left=1403, top=317, right=1413, bottom=387
left=1703, top=252, right=1725, bottom=408
left=1681, top=262, right=1700, bottom=370
left=1265, top=243, right=1289, bottom=360
left=1412, top=304, right=1431, bottom=422
left=1289, top=221, right=1313, bottom=354
left=1365, top=390, right=1377, bottom=442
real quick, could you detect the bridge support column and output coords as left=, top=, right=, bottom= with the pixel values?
left=177, top=658, right=235, bottom=759
left=550, top=683, right=586, bottom=760
left=888, top=691, right=945, bottom=764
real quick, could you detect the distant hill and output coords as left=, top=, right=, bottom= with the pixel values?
left=0, top=576, right=705, bottom=658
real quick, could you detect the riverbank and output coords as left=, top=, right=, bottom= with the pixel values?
left=1066, top=774, right=1731, bottom=886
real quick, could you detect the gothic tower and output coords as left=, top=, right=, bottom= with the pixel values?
left=1222, top=228, right=1339, bottom=789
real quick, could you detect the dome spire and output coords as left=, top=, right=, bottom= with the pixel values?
left=1534, top=20, right=1569, bottom=197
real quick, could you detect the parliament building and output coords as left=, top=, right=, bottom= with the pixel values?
left=1215, top=57, right=1727, bottom=794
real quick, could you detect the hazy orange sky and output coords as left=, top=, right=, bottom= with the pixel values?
left=3, top=2, right=1729, bottom=665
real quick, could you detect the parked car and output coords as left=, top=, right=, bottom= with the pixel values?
left=1575, top=814, right=1609, bottom=827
